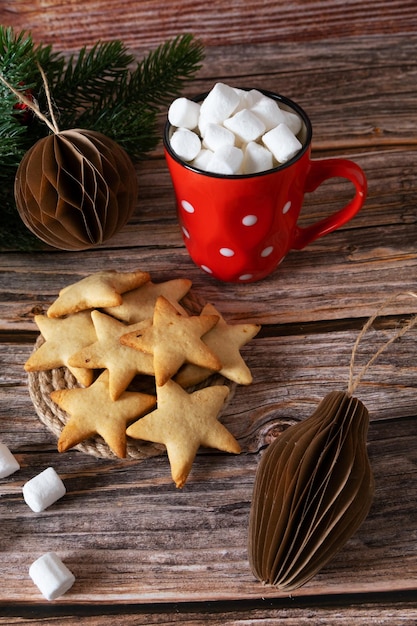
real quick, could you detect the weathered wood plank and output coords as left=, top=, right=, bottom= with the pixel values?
left=1, top=599, right=417, bottom=625
left=92, top=146, right=417, bottom=244
left=0, top=413, right=416, bottom=605
left=1, top=216, right=416, bottom=331
left=1, top=324, right=416, bottom=606
left=1, top=0, right=416, bottom=50
left=180, top=37, right=417, bottom=149
left=2, top=326, right=417, bottom=451
left=0, top=5, right=416, bottom=618
left=1, top=37, right=415, bottom=328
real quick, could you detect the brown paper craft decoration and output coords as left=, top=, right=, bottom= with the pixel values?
left=14, top=129, right=138, bottom=250
left=2, top=65, right=137, bottom=250
left=248, top=292, right=417, bottom=591
left=248, top=391, right=373, bottom=590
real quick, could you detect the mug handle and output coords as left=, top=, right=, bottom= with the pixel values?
left=292, top=158, right=367, bottom=250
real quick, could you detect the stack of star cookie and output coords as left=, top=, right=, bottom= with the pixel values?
left=24, top=270, right=260, bottom=488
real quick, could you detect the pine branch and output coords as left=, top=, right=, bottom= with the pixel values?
left=54, top=34, right=205, bottom=159
left=52, top=41, right=135, bottom=130
left=129, top=34, right=205, bottom=109
left=0, top=28, right=65, bottom=176
left=0, top=26, right=205, bottom=249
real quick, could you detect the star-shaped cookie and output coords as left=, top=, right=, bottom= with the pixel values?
left=103, top=277, right=192, bottom=323
left=120, top=295, right=222, bottom=386
left=68, top=310, right=154, bottom=400
left=24, top=311, right=97, bottom=386
left=47, top=269, right=150, bottom=318
left=126, top=379, right=241, bottom=487
left=51, top=370, right=156, bottom=458
left=176, top=303, right=261, bottom=387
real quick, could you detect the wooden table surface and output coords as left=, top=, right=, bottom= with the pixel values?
left=0, top=2, right=416, bottom=624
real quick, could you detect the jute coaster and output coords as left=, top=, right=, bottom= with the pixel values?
left=27, top=291, right=237, bottom=460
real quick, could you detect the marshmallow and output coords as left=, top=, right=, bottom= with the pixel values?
left=207, top=145, right=244, bottom=175
left=202, top=123, right=235, bottom=151
left=223, top=109, right=266, bottom=144
left=232, top=87, right=248, bottom=102
left=250, top=96, right=287, bottom=131
left=0, top=442, right=20, bottom=478
left=170, top=128, right=201, bottom=162
left=262, top=123, right=303, bottom=163
left=29, top=552, right=75, bottom=601
left=198, top=82, right=241, bottom=126
left=191, top=148, right=214, bottom=171
left=243, top=141, right=274, bottom=174
left=282, top=109, right=303, bottom=135
left=168, top=83, right=304, bottom=174
left=168, top=97, right=200, bottom=130
left=23, top=467, right=66, bottom=513
left=238, top=89, right=264, bottom=110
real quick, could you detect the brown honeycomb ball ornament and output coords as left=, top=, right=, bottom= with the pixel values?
left=14, top=128, right=138, bottom=250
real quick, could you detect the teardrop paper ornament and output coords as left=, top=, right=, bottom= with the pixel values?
left=248, top=293, right=417, bottom=592
left=14, top=129, right=138, bottom=250
left=248, top=390, right=374, bottom=591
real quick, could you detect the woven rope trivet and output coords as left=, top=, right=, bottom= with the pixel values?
left=27, top=290, right=237, bottom=460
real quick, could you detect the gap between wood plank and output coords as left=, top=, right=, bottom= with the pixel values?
left=0, top=589, right=416, bottom=619
left=1, top=314, right=415, bottom=344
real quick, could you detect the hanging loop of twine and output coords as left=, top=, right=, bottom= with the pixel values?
left=347, top=291, right=417, bottom=396
left=0, top=62, right=59, bottom=134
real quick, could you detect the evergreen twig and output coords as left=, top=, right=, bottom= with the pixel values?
left=0, top=26, right=204, bottom=249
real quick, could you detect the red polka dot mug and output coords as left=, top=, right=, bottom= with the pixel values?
left=163, top=89, right=367, bottom=283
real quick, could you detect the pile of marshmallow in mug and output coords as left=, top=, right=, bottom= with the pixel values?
left=168, top=82, right=303, bottom=175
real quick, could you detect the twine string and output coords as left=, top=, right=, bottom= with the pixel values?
left=347, top=291, right=417, bottom=396
left=36, top=62, right=59, bottom=133
left=0, top=62, right=59, bottom=134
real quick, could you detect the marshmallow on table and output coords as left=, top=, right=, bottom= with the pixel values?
left=262, top=123, right=303, bottom=164
left=168, top=97, right=200, bottom=130
left=23, top=466, right=66, bottom=512
left=29, top=552, right=75, bottom=601
left=0, top=442, right=20, bottom=478
left=170, top=128, right=201, bottom=162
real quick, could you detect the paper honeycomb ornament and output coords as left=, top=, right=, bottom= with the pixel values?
left=248, top=293, right=417, bottom=591
left=14, top=128, right=138, bottom=250
left=248, top=391, right=374, bottom=591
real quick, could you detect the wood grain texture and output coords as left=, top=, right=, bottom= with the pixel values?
left=1, top=0, right=417, bottom=50
left=1, top=600, right=417, bottom=625
left=0, top=3, right=416, bottom=623
left=0, top=418, right=416, bottom=604
left=1, top=331, right=416, bottom=606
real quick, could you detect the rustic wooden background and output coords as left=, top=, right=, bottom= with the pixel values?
left=0, top=1, right=416, bottom=624
left=1, top=0, right=416, bottom=50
